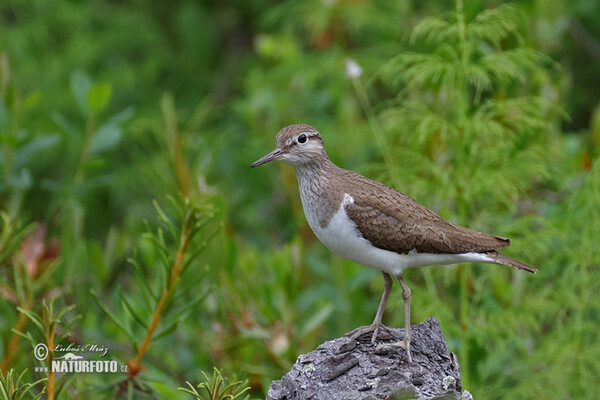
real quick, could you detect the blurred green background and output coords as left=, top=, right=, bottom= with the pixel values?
left=1, top=0, right=599, bottom=399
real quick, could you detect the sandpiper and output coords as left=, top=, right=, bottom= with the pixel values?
left=251, top=124, right=537, bottom=362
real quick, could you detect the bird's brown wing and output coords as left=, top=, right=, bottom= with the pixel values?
left=342, top=171, right=510, bottom=255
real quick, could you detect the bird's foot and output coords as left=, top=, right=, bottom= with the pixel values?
left=345, top=323, right=390, bottom=344
left=376, top=338, right=412, bottom=362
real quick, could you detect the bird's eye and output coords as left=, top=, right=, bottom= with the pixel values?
left=297, top=134, right=307, bottom=144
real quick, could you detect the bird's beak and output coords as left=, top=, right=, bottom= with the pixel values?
left=251, top=148, right=284, bottom=168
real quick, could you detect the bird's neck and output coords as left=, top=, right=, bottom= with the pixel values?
left=294, top=156, right=343, bottom=229
left=293, top=154, right=337, bottom=186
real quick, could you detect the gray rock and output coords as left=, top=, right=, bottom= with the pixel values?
left=267, top=317, right=471, bottom=400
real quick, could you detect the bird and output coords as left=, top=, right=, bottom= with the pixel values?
left=251, top=124, right=537, bottom=362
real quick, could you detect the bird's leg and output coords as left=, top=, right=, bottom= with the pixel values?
left=346, top=272, right=393, bottom=343
left=395, top=273, right=412, bottom=362
left=369, top=272, right=393, bottom=343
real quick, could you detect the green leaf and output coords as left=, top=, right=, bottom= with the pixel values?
left=3, top=83, right=14, bottom=109
left=11, top=328, right=34, bottom=343
left=89, top=124, right=122, bottom=153
left=16, top=307, right=45, bottom=336
left=0, top=369, right=47, bottom=400
left=177, top=382, right=200, bottom=397
left=143, top=232, right=171, bottom=267
left=127, top=380, right=134, bottom=400
left=0, top=282, right=17, bottom=304
left=70, top=70, right=92, bottom=117
left=8, top=168, right=32, bottom=189
left=21, top=92, right=41, bottom=110
left=467, top=4, right=519, bottom=47
left=55, top=304, right=76, bottom=322
left=51, top=112, right=78, bottom=136
left=105, top=106, right=134, bottom=126
left=87, top=82, right=113, bottom=115
left=411, top=14, right=458, bottom=44
left=152, top=320, right=177, bottom=342
left=153, top=199, right=177, bottom=238
left=129, top=256, right=158, bottom=304
left=300, top=303, right=334, bottom=336
left=0, top=98, right=9, bottom=131
left=13, top=135, right=60, bottom=170
left=53, top=374, right=76, bottom=400
left=118, top=285, right=148, bottom=329
left=163, top=288, right=210, bottom=327
left=90, top=290, right=137, bottom=342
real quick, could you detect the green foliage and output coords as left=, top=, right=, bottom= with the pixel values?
left=364, top=0, right=566, bottom=392
left=0, top=0, right=599, bottom=399
left=15, top=300, right=78, bottom=345
left=0, top=212, right=33, bottom=266
left=179, top=368, right=250, bottom=400
left=0, top=369, right=45, bottom=400
left=353, top=2, right=598, bottom=397
left=13, top=299, right=79, bottom=400
left=379, top=3, right=557, bottom=213
left=92, top=195, right=218, bottom=395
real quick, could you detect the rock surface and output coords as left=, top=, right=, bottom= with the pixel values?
left=267, top=317, right=472, bottom=400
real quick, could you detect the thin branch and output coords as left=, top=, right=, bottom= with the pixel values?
left=568, top=18, right=600, bottom=63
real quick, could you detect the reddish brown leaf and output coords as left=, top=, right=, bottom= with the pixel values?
left=20, top=224, right=60, bottom=278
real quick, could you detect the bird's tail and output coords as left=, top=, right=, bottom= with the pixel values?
left=485, top=251, right=538, bottom=273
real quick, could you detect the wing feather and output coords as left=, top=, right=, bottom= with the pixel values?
left=342, top=171, right=510, bottom=255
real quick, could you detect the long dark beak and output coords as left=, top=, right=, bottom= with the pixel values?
left=251, top=148, right=284, bottom=168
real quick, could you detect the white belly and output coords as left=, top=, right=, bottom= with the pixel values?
left=304, top=193, right=494, bottom=275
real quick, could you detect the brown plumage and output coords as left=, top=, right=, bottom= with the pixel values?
left=309, top=165, right=537, bottom=273
left=341, top=170, right=536, bottom=273
left=256, top=123, right=537, bottom=273
left=344, top=171, right=509, bottom=254
left=252, top=123, right=538, bottom=362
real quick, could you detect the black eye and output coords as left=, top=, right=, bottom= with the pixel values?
left=297, top=134, right=307, bottom=144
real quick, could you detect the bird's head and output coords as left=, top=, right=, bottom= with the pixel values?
left=251, top=124, right=327, bottom=169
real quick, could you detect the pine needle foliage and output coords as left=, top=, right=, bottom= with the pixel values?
left=398, top=4, right=544, bottom=96
left=0, top=212, right=33, bottom=266
left=0, top=369, right=45, bottom=400
left=178, top=368, right=251, bottom=400
left=378, top=2, right=558, bottom=220
left=91, top=195, right=218, bottom=396
left=364, top=0, right=563, bottom=393
left=13, top=299, right=79, bottom=400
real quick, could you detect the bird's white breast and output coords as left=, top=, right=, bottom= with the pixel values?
left=303, top=193, right=494, bottom=275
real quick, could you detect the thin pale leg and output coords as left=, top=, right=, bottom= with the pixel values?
left=346, top=272, right=393, bottom=343
left=395, top=273, right=412, bottom=362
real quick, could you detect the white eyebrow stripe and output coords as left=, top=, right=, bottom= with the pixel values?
left=284, top=131, right=319, bottom=147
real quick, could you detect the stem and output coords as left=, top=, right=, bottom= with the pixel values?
left=455, top=0, right=470, bottom=386
left=162, top=94, right=192, bottom=197
left=0, top=54, right=13, bottom=190
left=64, top=116, right=94, bottom=289
left=46, top=313, right=56, bottom=400
left=456, top=0, right=468, bottom=118
left=2, top=141, right=12, bottom=193
left=74, top=116, right=95, bottom=186
left=350, top=78, right=401, bottom=189
left=422, top=269, right=438, bottom=299
left=0, top=296, right=31, bottom=372
left=128, top=229, right=190, bottom=375
left=459, top=264, right=469, bottom=387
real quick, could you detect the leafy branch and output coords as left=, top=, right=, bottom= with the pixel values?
left=92, top=195, right=217, bottom=387
left=12, top=299, right=79, bottom=400
left=0, top=369, right=46, bottom=400
left=178, top=368, right=251, bottom=400
left=0, top=215, right=59, bottom=373
left=375, top=1, right=559, bottom=387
